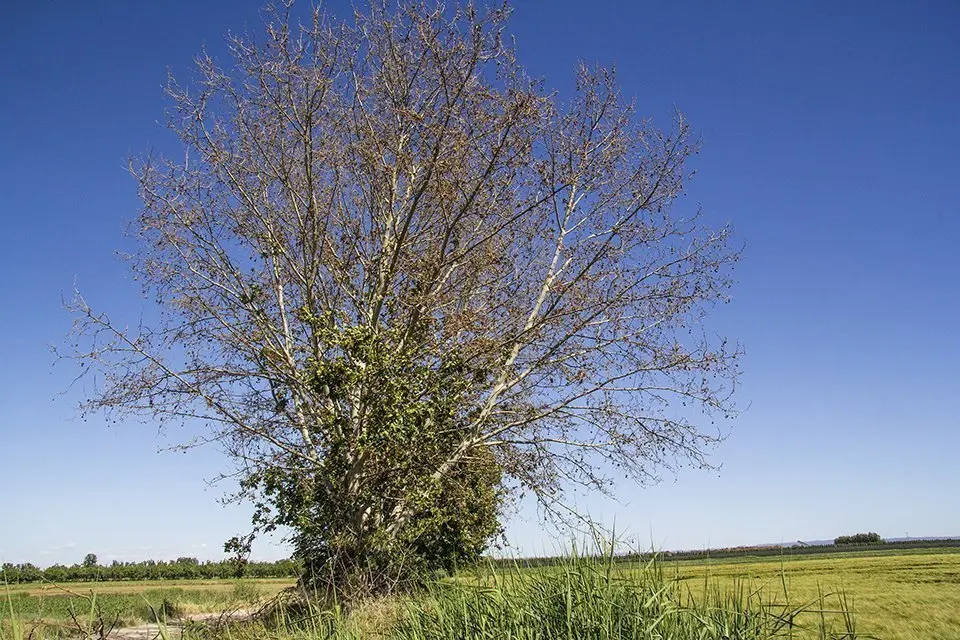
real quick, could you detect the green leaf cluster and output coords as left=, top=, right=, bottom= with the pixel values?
left=247, top=324, right=500, bottom=596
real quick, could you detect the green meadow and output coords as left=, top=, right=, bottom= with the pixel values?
left=664, top=548, right=960, bottom=639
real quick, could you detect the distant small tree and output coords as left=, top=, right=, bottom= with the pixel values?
left=224, top=534, right=254, bottom=578
left=23, top=563, right=42, bottom=582
left=834, top=532, right=883, bottom=545
left=45, top=564, right=67, bottom=582
left=82, top=553, right=98, bottom=568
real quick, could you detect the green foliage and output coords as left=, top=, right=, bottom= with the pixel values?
left=401, top=446, right=502, bottom=576
left=224, top=534, right=255, bottom=578
left=231, top=580, right=264, bottom=606
left=834, top=532, right=883, bottom=545
left=250, top=325, right=502, bottom=597
left=81, top=554, right=97, bottom=569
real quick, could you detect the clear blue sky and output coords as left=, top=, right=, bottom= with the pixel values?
left=2, top=1, right=958, bottom=566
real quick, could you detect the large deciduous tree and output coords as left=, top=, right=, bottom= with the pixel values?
left=67, top=1, right=740, bottom=597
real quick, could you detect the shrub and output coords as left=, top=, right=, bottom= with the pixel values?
left=834, top=532, right=883, bottom=545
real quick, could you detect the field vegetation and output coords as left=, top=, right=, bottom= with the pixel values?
left=4, top=547, right=958, bottom=639
left=1, top=578, right=291, bottom=638
left=666, top=548, right=960, bottom=640
left=501, top=537, right=960, bottom=568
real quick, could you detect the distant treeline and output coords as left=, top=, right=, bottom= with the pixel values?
left=0, top=557, right=300, bottom=583
left=6, top=538, right=959, bottom=582
left=489, top=538, right=960, bottom=569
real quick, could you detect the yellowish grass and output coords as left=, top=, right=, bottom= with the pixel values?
left=3, top=578, right=294, bottom=598
left=664, top=549, right=960, bottom=640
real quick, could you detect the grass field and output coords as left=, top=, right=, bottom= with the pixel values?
left=1, top=578, right=293, bottom=637
left=664, top=547, right=960, bottom=640
left=2, top=577, right=295, bottom=599
left=3, top=548, right=957, bottom=638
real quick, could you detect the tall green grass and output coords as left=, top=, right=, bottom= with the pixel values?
left=392, top=552, right=865, bottom=640
left=182, top=551, right=867, bottom=640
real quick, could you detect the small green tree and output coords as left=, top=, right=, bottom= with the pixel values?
left=224, top=534, right=254, bottom=578
left=834, top=532, right=883, bottom=545
left=82, top=553, right=98, bottom=568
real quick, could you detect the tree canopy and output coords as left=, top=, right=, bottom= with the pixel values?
left=67, top=1, right=740, bottom=598
left=834, top=533, right=883, bottom=545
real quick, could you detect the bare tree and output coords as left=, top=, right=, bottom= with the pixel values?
left=66, top=1, right=740, bottom=596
